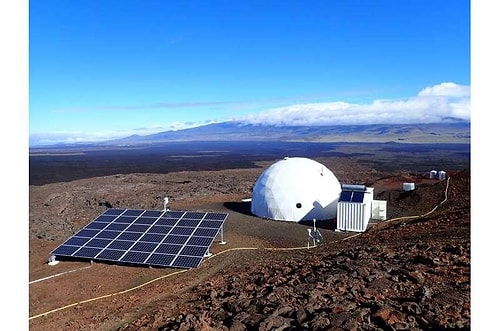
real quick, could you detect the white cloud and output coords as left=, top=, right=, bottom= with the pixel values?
left=417, top=82, right=470, bottom=97
left=240, top=82, right=470, bottom=126
left=29, top=131, right=131, bottom=146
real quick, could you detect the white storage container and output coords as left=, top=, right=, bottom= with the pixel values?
left=371, top=200, right=387, bottom=220
left=403, top=182, right=415, bottom=191
left=337, top=202, right=370, bottom=232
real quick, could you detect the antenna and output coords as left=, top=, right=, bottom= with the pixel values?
left=162, top=196, right=170, bottom=212
left=307, top=229, right=313, bottom=248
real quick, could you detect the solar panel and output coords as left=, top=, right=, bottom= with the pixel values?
left=146, top=253, right=175, bottom=266
left=97, top=249, right=126, bottom=261
left=64, top=237, right=90, bottom=246
left=351, top=191, right=365, bottom=203
left=156, top=218, right=179, bottom=226
left=183, top=211, right=206, bottom=220
left=172, top=255, right=203, bottom=269
left=50, top=208, right=228, bottom=269
left=96, top=215, right=116, bottom=222
left=339, top=191, right=352, bottom=202
left=86, top=238, right=112, bottom=248
left=163, top=235, right=189, bottom=245
left=108, top=240, right=134, bottom=250
left=339, top=190, right=366, bottom=203
left=103, top=208, right=125, bottom=215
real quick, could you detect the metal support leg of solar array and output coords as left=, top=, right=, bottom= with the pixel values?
left=48, top=255, right=59, bottom=266
left=204, top=249, right=213, bottom=258
left=218, top=226, right=227, bottom=245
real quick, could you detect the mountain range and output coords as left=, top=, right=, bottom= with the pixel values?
left=105, top=120, right=470, bottom=146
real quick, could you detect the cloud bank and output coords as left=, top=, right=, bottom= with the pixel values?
left=240, top=82, right=470, bottom=126
left=30, top=82, right=469, bottom=146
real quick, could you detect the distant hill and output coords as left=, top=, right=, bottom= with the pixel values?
left=105, top=121, right=470, bottom=146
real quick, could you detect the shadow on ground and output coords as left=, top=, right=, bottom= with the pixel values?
left=224, top=201, right=338, bottom=231
left=224, top=201, right=254, bottom=216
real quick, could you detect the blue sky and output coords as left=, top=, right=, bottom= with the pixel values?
left=29, top=0, right=470, bottom=146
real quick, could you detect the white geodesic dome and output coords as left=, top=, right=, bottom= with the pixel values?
left=251, top=157, right=342, bottom=222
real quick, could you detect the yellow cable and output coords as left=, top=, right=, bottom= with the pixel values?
left=29, top=269, right=189, bottom=320
left=377, top=176, right=450, bottom=225
left=30, top=246, right=317, bottom=320
left=30, top=177, right=452, bottom=321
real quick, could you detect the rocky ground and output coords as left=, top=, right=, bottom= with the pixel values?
left=28, top=157, right=470, bottom=331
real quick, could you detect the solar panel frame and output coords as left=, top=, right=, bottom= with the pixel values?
left=51, top=208, right=228, bottom=269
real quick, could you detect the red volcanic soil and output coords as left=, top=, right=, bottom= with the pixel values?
left=28, top=158, right=470, bottom=330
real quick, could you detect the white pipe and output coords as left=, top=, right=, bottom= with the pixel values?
left=29, top=266, right=92, bottom=285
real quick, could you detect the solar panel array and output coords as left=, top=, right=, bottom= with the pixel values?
left=339, top=190, right=365, bottom=203
left=51, top=208, right=228, bottom=269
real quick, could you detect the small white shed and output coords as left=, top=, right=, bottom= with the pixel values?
left=438, top=171, right=446, bottom=180
left=336, top=184, right=387, bottom=232
left=403, top=182, right=415, bottom=191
